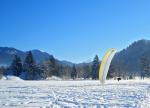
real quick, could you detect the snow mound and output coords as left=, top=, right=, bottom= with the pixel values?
left=46, top=76, right=62, bottom=81
left=0, top=76, right=7, bottom=80
left=3, top=76, right=24, bottom=81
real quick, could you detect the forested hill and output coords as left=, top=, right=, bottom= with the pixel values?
left=110, top=39, right=150, bottom=78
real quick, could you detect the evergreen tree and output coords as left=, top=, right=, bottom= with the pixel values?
left=11, top=55, right=22, bottom=76
left=129, top=75, right=133, bottom=79
left=58, top=64, right=64, bottom=78
left=91, top=55, right=99, bottom=80
left=0, top=67, right=5, bottom=79
left=49, top=56, right=58, bottom=76
left=71, top=65, right=77, bottom=79
left=23, top=51, right=36, bottom=80
left=42, top=56, right=58, bottom=77
left=35, top=64, right=45, bottom=80
left=83, top=65, right=92, bottom=79
left=62, top=65, right=72, bottom=79
left=140, top=53, right=149, bottom=79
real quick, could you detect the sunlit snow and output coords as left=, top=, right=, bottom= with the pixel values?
left=0, top=79, right=150, bottom=108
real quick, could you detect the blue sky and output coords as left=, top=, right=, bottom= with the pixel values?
left=0, top=0, right=150, bottom=63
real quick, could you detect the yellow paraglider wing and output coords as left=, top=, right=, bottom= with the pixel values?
left=99, top=48, right=117, bottom=83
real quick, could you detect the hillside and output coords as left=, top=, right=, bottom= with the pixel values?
left=112, top=39, right=150, bottom=77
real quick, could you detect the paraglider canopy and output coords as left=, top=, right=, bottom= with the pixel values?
left=99, top=48, right=117, bottom=83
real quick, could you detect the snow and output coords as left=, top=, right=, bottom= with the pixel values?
left=46, top=76, right=62, bottom=81
left=0, top=80, right=149, bottom=108
left=1, top=76, right=24, bottom=81
left=0, top=76, right=7, bottom=80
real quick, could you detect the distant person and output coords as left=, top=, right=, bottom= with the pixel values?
left=117, top=77, right=121, bottom=81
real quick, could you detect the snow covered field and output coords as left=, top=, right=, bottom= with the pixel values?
left=0, top=79, right=150, bottom=108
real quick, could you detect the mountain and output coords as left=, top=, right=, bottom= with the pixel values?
left=0, top=47, right=76, bottom=67
left=31, top=50, right=51, bottom=63
left=60, top=60, right=74, bottom=66
left=0, top=47, right=25, bottom=66
left=112, top=39, right=150, bottom=76
left=0, top=47, right=53, bottom=66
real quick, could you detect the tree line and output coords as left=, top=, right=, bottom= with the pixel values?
left=0, top=51, right=100, bottom=80
left=0, top=51, right=149, bottom=80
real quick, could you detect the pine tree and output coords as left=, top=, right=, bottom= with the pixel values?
left=140, top=53, right=149, bottom=79
left=35, top=64, right=45, bottom=80
left=58, top=64, right=64, bottom=78
left=83, top=65, right=92, bottom=79
left=0, top=67, right=5, bottom=79
left=71, top=65, right=77, bottom=80
left=92, top=55, right=99, bottom=80
left=23, top=51, right=36, bottom=80
left=11, top=55, right=22, bottom=76
left=42, top=56, right=58, bottom=77
left=129, top=75, right=133, bottom=79
left=49, top=56, right=58, bottom=76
